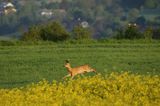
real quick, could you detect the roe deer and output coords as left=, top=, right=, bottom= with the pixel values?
left=63, top=60, right=96, bottom=79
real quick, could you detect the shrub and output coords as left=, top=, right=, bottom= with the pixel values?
left=0, top=40, right=15, bottom=46
left=153, top=28, right=160, bottom=39
left=124, top=25, right=143, bottom=39
left=115, top=24, right=143, bottom=39
left=22, top=21, right=70, bottom=42
left=41, top=21, right=70, bottom=42
left=22, top=26, right=42, bottom=41
left=72, top=25, right=92, bottom=40
left=144, top=27, right=153, bottom=41
left=115, top=29, right=125, bottom=39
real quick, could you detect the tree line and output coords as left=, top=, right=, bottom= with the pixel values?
left=22, top=21, right=160, bottom=41
left=22, top=21, right=92, bottom=41
left=0, top=0, right=160, bottom=38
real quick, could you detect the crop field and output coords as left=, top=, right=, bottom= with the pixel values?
left=0, top=72, right=159, bottom=106
left=0, top=40, right=160, bottom=105
left=0, top=41, right=160, bottom=88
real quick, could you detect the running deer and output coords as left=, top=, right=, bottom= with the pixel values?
left=63, top=60, right=96, bottom=79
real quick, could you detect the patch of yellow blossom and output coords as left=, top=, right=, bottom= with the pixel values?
left=0, top=72, right=159, bottom=106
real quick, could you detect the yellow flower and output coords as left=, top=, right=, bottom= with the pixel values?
left=0, top=72, right=159, bottom=106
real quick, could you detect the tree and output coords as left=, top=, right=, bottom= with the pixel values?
left=72, top=25, right=92, bottom=40
left=115, top=29, right=124, bottom=39
left=115, top=24, right=143, bottom=39
left=41, top=21, right=70, bottom=41
left=22, top=25, right=42, bottom=41
left=72, top=8, right=85, bottom=20
left=18, top=1, right=41, bottom=24
left=22, top=21, right=70, bottom=42
left=135, top=16, right=146, bottom=26
left=144, top=0, right=156, bottom=9
left=144, top=27, right=153, bottom=41
left=153, top=28, right=160, bottom=39
left=128, top=8, right=140, bottom=21
left=121, top=0, right=145, bottom=8
left=124, top=25, right=143, bottom=39
left=77, top=0, right=96, bottom=9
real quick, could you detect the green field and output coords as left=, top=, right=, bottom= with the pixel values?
left=0, top=40, right=160, bottom=88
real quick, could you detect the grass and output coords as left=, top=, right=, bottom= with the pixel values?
left=0, top=40, right=160, bottom=88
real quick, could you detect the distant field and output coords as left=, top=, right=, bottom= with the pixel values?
left=0, top=41, right=160, bottom=88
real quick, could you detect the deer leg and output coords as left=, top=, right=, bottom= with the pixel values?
left=71, top=73, right=75, bottom=80
left=92, top=69, right=96, bottom=73
left=71, top=76, right=75, bottom=79
left=63, top=74, right=71, bottom=79
left=81, top=73, right=85, bottom=77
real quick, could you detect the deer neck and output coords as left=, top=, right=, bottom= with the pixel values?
left=66, top=64, right=72, bottom=73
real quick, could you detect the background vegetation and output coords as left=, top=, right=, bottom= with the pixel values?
left=21, top=21, right=160, bottom=41
left=22, top=21, right=70, bottom=42
left=0, top=0, right=160, bottom=39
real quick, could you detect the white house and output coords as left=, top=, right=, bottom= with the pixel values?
left=40, top=9, right=53, bottom=17
left=81, top=21, right=89, bottom=28
left=0, top=2, right=17, bottom=15
left=3, top=2, right=14, bottom=8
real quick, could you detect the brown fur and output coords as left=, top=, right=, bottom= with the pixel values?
left=63, top=60, right=96, bottom=79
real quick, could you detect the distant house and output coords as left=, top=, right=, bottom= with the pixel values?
left=40, top=9, right=67, bottom=19
left=0, top=2, right=17, bottom=15
left=81, top=21, right=89, bottom=28
left=76, top=18, right=89, bottom=28
left=40, top=9, right=53, bottom=17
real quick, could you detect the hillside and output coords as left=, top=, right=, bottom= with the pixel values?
left=0, top=0, right=160, bottom=38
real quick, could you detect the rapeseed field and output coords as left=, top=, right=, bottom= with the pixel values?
left=0, top=72, right=159, bottom=106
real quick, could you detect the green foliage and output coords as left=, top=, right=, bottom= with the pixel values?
left=128, top=8, right=140, bottom=21
left=22, top=21, right=70, bottom=42
left=124, top=26, right=143, bottom=39
left=0, top=40, right=16, bottom=46
left=115, top=25, right=143, bottom=39
left=144, top=27, right=153, bottom=41
left=22, top=26, right=42, bottom=41
left=144, top=0, right=157, bottom=9
left=72, top=25, right=92, bottom=40
left=115, top=29, right=124, bottom=39
left=153, top=28, right=160, bottom=39
left=41, top=21, right=70, bottom=42
left=1, top=0, right=160, bottom=38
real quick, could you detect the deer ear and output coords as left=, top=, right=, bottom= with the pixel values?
left=65, top=60, right=69, bottom=63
